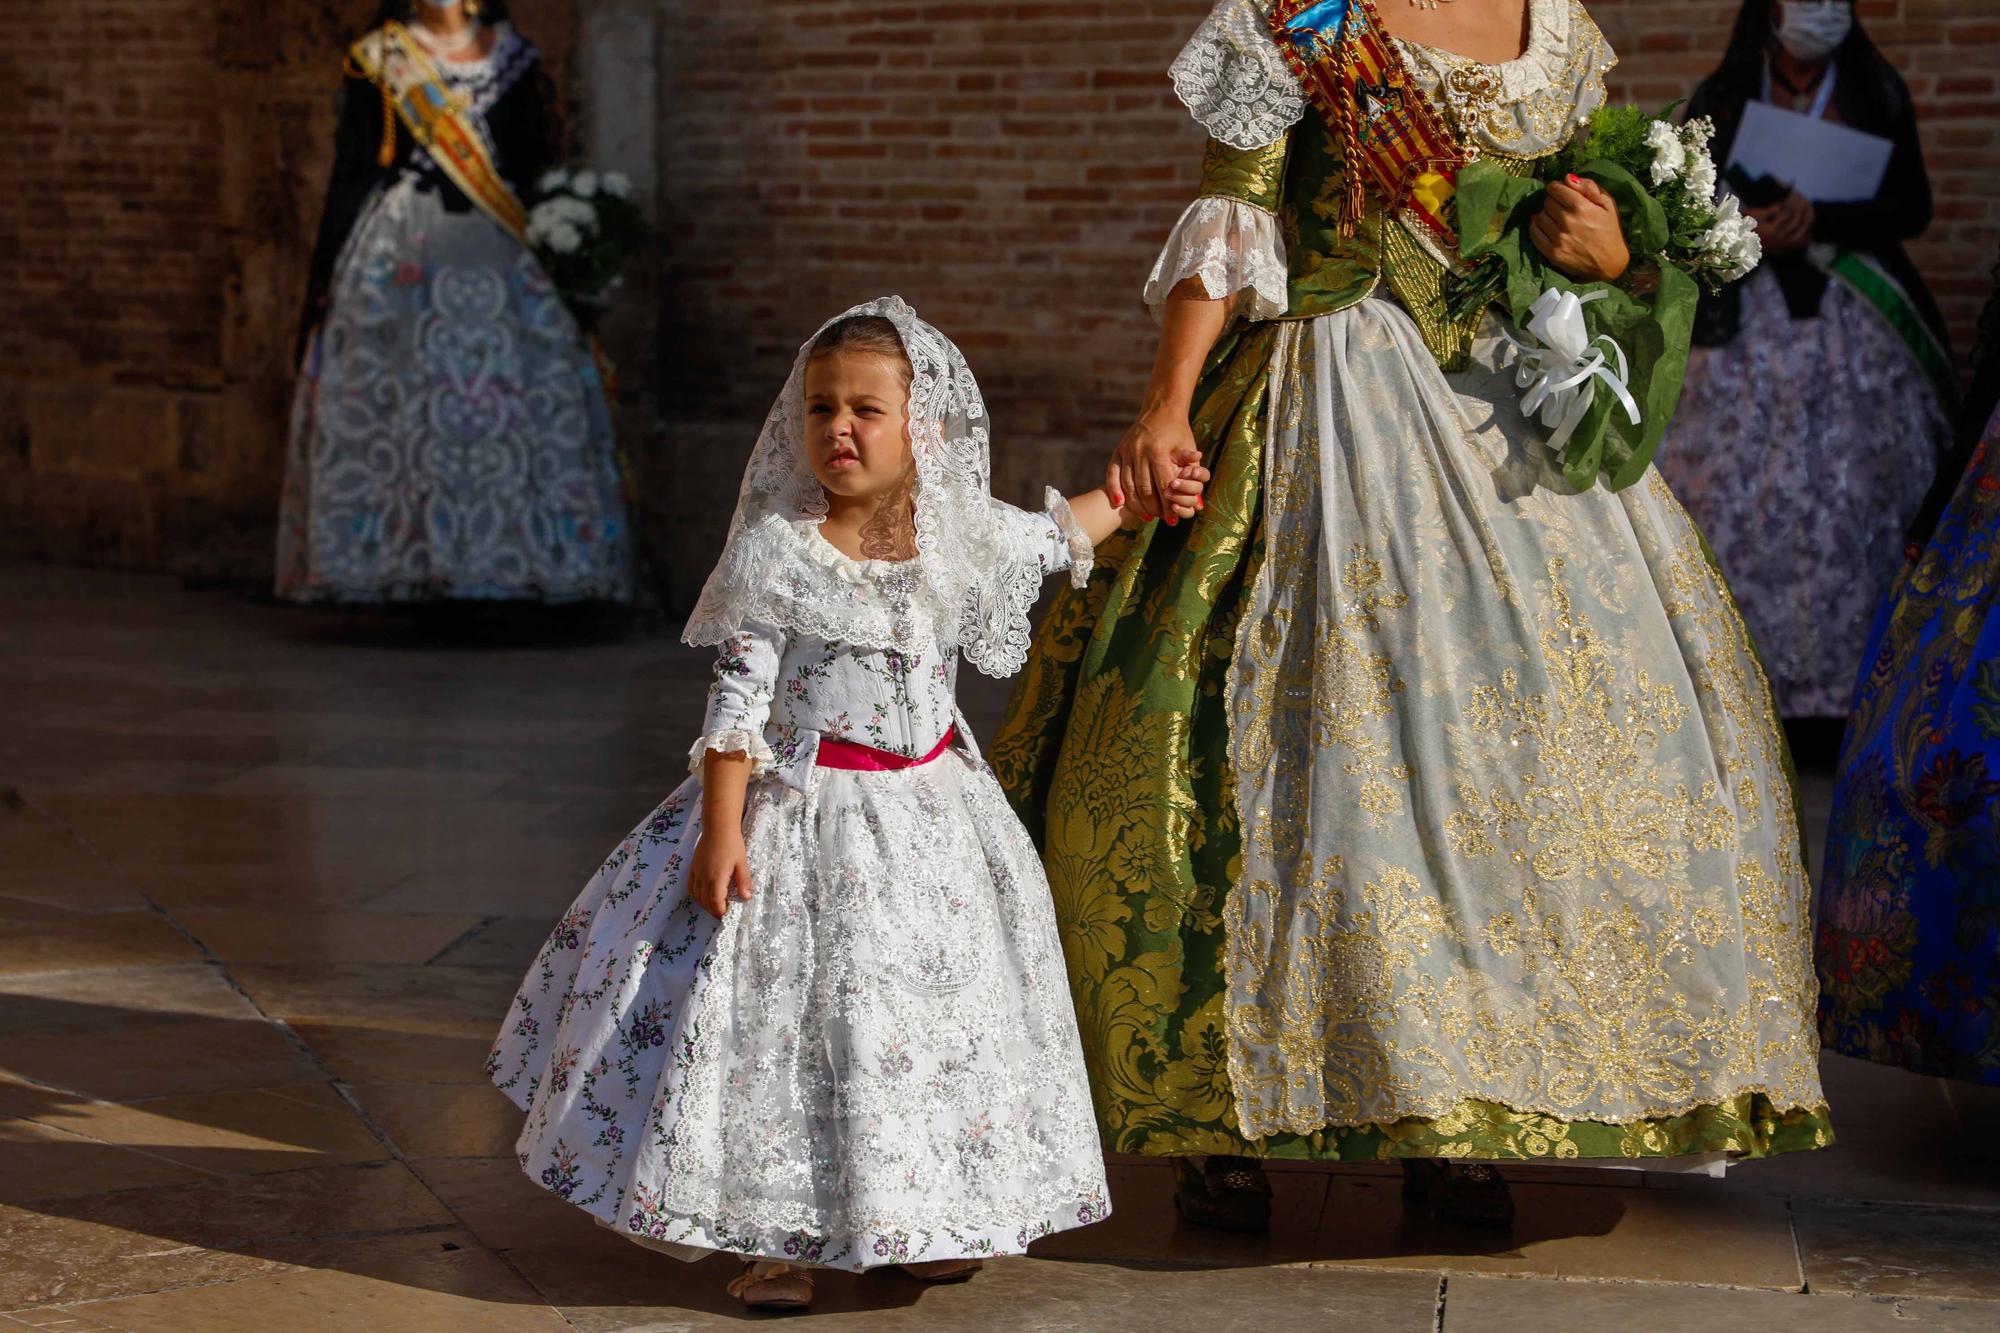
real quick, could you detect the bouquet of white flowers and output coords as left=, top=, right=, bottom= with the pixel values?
left=526, top=166, right=649, bottom=328
left=1446, top=103, right=1762, bottom=492
left=1641, top=115, right=1762, bottom=286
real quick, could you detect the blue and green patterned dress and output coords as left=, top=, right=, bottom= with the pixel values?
left=1818, top=402, right=2000, bottom=1086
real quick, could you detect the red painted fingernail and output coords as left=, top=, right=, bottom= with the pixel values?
left=1113, top=493, right=1123, bottom=507
left=1566, top=173, right=1582, bottom=185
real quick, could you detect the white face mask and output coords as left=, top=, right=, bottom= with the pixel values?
left=1776, top=1, right=1852, bottom=63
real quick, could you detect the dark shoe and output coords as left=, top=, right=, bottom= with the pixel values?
left=1172, top=1154, right=1273, bottom=1232
left=1428, top=1162, right=1515, bottom=1229
left=1399, top=1157, right=1447, bottom=1202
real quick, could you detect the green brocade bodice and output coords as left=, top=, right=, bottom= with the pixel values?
left=1199, top=128, right=1541, bottom=371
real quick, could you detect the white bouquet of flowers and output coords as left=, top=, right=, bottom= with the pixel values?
left=1647, top=116, right=1762, bottom=285
left=526, top=165, right=648, bottom=327
left=1449, top=103, right=1764, bottom=492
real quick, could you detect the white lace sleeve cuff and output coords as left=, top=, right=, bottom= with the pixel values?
left=687, top=728, right=775, bottom=779
left=1144, top=196, right=1290, bottom=321
left=1045, top=487, right=1095, bottom=590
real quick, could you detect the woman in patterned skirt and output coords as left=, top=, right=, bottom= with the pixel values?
left=996, top=0, right=1832, bottom=1227
left=281, top=0, right=631, bottom=604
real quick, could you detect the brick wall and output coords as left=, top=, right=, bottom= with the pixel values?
left=4, top=0, right=1997, bottom=590
left=0, top=0, right=576, bottom=574
left=652, top=0, right=1220, bottom=600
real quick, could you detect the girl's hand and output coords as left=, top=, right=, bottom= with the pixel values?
left=688, top=828, right=753, bottom=919
left=1126, top=462, right=1210, bottom=527
left=1531, top=175, right=1630, bottom=283
left=1746, top=188, right=1814, bottom=256
left=1108, top=408, right=1204, bottom=521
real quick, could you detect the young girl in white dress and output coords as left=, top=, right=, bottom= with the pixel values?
left=488, top=297, right=1205, bottom=1310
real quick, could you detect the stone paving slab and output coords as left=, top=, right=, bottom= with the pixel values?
left=345, top=1082, right=525, bottom=1159
left=0, top=1117, right=216, bottom=1204
left=2, top=1230, right=569, bottom=1332
left=536, top=1255, right=1444, bottom=1332
left=1039, top=1156, right=1804, bottom=1290
left=0, top=1161, right=452, bottom=1309
left=1794, top=1201, right=2000, bottom=1301
left=14, top=1082, right=389, bottom=1180
left=164, top=910, right=492, bottom=968
left=1442, top=1275, right=2000, bottom=1332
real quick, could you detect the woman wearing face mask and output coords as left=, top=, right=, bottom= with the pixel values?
left=279, top=0, right=633, bottom=606
left=1657, top=0, right=1951, bottom=763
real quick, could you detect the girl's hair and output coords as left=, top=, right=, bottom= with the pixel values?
left=809, top=316, right=913, bottom=385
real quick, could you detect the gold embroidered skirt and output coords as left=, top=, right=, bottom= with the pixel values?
left=992, top=302, right=1834, bottom=1162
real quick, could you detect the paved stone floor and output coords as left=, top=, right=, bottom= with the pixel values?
left=2, top=562, right=1998, bottom=1332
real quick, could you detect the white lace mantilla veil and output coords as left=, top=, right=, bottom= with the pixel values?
left=1169, top=0, right=1306, bottom=149
left=682, top=296, right=1045, bottom=678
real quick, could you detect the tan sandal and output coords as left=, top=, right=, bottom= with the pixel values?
left=898, top=1258, right=984, bottom=1283
left=726, top=1260, right=815, bottom=1310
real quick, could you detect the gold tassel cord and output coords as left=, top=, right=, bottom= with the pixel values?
left=345, top=52, right=399, bottom=167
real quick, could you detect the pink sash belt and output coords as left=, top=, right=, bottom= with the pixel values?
left=814, top=727, right=957, bottom=773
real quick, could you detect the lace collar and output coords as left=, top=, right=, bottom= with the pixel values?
left=794, top=521, right=917, bottom=585
left=1397, top=0, right=1615, bottom=160
left=429, top=24, right=538, bottom=114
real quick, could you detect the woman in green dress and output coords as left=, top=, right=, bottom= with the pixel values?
left=994, top=0, right=1832, bottom=1227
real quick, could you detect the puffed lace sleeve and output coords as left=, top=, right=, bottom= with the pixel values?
left=988, top=489, right=1096, bottom=593
left=1144, top=135, right=1292, bottom=320
left=1168, top=0, right=1306, bottom=150
left=1144, top=197, right=1290, bottom=320
left=688, top=618, right=784, bottom=776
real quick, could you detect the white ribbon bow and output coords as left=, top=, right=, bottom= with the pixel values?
left=1501, top=288, right=1642, bottom=458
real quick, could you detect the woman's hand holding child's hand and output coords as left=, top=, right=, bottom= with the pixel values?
left=1127, top=461, right=1209, bottom=527
left=689, top=828, right=753, bottom=920
left=1068, top=461, right=1210, bottom=548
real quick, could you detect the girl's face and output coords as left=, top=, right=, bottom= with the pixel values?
left=802, top=351, right=914, bottom=502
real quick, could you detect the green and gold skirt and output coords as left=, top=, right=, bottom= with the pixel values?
left=993, top=307, right=1833, bottom=1163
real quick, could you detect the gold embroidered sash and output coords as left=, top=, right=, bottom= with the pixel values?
left=348, top=22, right=530, bottom=245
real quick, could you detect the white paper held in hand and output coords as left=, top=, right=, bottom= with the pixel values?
left=1726, top=101, right=1893, bottom=203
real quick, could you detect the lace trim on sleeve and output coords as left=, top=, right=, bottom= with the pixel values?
left=687, top=727, right=775, bottom=779
left=1168, top=0, right=1307, bottom=150
left=1144, top=196, right=1290, bottom=321
left=1045, top=488, right=1096, bottom=590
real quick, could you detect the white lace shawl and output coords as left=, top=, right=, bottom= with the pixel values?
left=681, top=297, right=1054, bottom=679
left=1168, top=0, right=1307, bottom=150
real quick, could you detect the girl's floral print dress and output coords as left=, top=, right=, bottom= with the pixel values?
left=488, top=511, right=1111, bottom=1271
